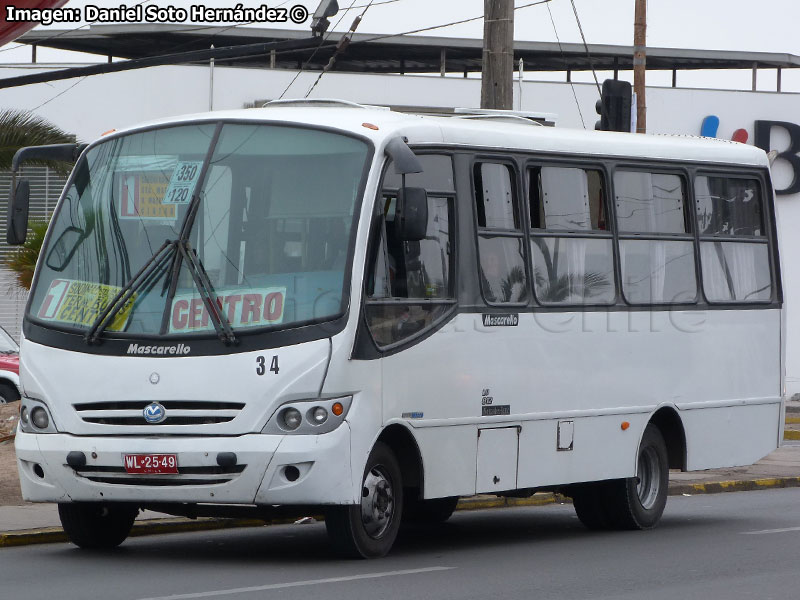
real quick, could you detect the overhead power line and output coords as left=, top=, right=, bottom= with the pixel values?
left=279, top=0, right=360, bottom=100
left=546, top=2, right=585, bottom=128
left=0, top=37, right=326, bottom=90
left=0, top=0, right=153, bottom=56
left=568, top=0, right=601, bottom=97
left=304, top=0, right=379, bottom=98
left=0, top=0, right=556, bottom=91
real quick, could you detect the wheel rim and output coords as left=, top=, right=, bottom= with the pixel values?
left=637, top=446, right=662, bottom=510
left=360, top=465, right=395, bottom=539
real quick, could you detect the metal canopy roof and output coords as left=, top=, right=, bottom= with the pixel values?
left=16, top=24, right=800, bottom=74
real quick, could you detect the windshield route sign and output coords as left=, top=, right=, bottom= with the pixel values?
left=37, top=279, right=135, bottom=331
left=163, top=161, right=204, bottom=205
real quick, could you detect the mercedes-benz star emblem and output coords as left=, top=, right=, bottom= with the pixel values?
left=149, top=372, right=160, bottom=385
left=143, top=402, right=167, bottom=424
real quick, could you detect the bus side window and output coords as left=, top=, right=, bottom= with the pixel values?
left=365, top=156, right=457, bottom=348
left=474, top=162, right=528, bottom=305
left=696, top=176, right=771, bottom=303
left=615, top=170, right=697, bottom=304
left=529, top=166, right=615, bottom=305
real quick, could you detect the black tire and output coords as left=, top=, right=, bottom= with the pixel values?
left=58, top=503, right=138, bottom=549
left=0, top=382, right=20, bottom=404
left=571, top=483, right=613, bottom=530
left=404, top=496, right=459, bottom=524
left=325, top=442, right=403, bottom=558
left=604, top=424, right=669, bottom=530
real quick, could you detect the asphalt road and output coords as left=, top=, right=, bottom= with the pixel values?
left=4, top=489, right=800, bottom=600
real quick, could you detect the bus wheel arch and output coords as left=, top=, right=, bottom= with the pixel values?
left=376, top=424, right=424, bottom=498
left=649, top=405, right=687, bottom=471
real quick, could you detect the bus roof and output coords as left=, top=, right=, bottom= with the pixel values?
left=112, top=102, right=770, bottom=168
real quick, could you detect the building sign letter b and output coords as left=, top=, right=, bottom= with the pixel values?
left=754, top=120, right=800, bottom=196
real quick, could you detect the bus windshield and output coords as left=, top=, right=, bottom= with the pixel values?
left=28, top=122, right=370, bottom=339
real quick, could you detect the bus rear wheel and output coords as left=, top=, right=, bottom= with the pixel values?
left=572, top=424, right=669, bottom=531
left=571, top=484, right=613, bottom=530
left=325, top=442, right=403, bottom=558
left=606, top=424, right=669, bottom=530
left=58, top=502, right=138, bottom=549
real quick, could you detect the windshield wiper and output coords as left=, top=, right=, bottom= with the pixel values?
left=85, top=239, right=177, bottom=345
left=177, top=240, right=237, bottom=346
left=85, top=238, right=237, bottom=346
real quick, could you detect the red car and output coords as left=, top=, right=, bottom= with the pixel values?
left=0, top=326, right=20, bottom=404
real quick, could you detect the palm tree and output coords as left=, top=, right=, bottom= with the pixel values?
left=534, top=269, right=611, bottom=303
left=1, top=109, right=78, bottom=289
left=3, top=219, right=49, bottom=290
left=0, top=108, right=76, bottom=171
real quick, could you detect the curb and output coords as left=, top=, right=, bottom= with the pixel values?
left=3, top=476, right=800, bottom=548
left=0, top=515, right=306, bottom=549
left=668, top=476, right=800, bottom=496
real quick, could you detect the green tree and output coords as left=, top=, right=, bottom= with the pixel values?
left=2, top=109, right=77, bottom=289
left=0, top=109, right=75, bottom=171
left=4, top=219, right=49, bottom=290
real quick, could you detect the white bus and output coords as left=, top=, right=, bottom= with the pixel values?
left=9, top=101, right=784, bottom=558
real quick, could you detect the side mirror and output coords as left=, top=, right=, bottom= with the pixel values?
left=396, top=187, right=428, bottom=242
left=385, top=137, right=423, bottom=175
left=5, top=142, right=86, bottom=246
left=6, top=178, right=30, bottom=245
left=45, top=226, right=86, bottom=272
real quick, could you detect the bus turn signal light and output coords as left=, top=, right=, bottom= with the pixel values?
left=621, top=421, right=630, bottom=431
left=332, top=402, right=344, bottom=417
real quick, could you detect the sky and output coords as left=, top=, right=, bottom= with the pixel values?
left=1, top=0, right=799, bottom=92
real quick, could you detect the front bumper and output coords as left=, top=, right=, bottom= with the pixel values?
left=15, top=424, right=354, bottom=506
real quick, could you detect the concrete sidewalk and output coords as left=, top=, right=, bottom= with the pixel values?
left=2, top=442, right=800, bottom=548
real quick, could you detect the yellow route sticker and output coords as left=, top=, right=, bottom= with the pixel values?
left=119, top=174, right=176, bottom=221
left=37, top=279, right=135, bottom=331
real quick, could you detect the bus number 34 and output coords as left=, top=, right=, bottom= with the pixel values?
left=256, top=355, right=279, bottom=376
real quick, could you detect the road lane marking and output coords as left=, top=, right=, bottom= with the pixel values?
left=137, top=566, right=456, bottom=600
left=742, top=526, right=800, bottom=535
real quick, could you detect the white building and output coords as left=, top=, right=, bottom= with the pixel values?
left=3, top=26, right=800, bottom=392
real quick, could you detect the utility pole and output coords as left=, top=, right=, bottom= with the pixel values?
left=633, top=0, right=646, bottom=133
left=481, top=0, right=514, bottom=110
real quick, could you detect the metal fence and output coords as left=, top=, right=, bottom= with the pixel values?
left=0, top=166, right=67, bottom=341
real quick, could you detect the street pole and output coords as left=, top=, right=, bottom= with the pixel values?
left=633, top=0, right=646, bottom=133
left=481, top=0, right=514, bottom=110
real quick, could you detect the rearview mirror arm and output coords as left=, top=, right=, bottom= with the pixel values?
left=11, top=143, right=87, bottom=173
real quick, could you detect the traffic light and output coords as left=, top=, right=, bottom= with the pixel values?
left=311, top=0, right=339, bottom=37
left=595, top=79, right=633, bottom=132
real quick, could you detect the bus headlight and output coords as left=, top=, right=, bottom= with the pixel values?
left=263, top=396, right=352, bottom=435
left=281, top=408, right=303, bottom=431
left=309, top=406, right=328, bottom=425
left=31, top=407, right=49, bottom=429
left=18, top=398, right=58, bottom=434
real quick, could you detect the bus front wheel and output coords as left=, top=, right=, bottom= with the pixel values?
left=403, top=496, right=460, bottom=524
left=58, top=502, right=138, bottom=549
left=325, top=442, right=403, bottom=558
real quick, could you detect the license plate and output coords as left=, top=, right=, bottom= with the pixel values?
left=123, top=454, right=178, bottom=474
